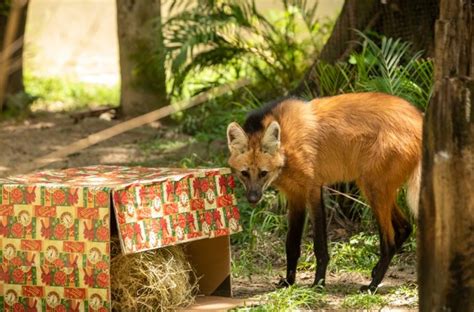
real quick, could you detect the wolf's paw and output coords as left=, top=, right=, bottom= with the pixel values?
left=359, top=284, right=378, bottom=293
left=311, top=278, right=326, bottom=290
left=276, top=277, right=293, bottom=288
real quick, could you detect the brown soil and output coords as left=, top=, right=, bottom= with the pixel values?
left=0, top=113, right=210, bottom=178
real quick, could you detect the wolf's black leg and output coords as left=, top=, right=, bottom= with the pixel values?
left=309, top=187, right=329, bottom=287
left=277, top=199, right=306, bottom=288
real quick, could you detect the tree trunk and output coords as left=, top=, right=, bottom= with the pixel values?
left=0, top=0, right=28, bottom=102
left=418, top=0, right=473, bottom=310
left=293, top=0, right=439, bottom=96
left=116, top=0, right=168, bottom=117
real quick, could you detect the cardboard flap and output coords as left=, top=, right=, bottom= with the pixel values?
left=185, top=236, right=232, bottom=296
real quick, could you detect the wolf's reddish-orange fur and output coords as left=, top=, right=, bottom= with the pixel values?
left=267, top=93, right=421, bottom=242
left=227, top=92, right=422, bottom=290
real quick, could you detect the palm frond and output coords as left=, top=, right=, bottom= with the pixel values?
left=313, top=31, right=433, bottom=110
left=314, top=61, right=352, bottom=96
left=407, top=59, right=434, bottom=109
left=163, top=0, right=333, bottom=95
left=172, top=46, right=248, bottom=95
left=289, top=0, right=319, bottom=33
left=350, top=31, right=433, bottom=110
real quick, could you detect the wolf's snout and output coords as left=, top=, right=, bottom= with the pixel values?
left=247, top=190, right=262, bottom=204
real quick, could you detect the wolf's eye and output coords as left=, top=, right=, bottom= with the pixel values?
left=259, top=171, right=268, bottom=178
left=241, top=170, right=250, bottom=178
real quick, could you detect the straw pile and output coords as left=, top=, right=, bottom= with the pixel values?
left=110, top=237, right=199, bottom=311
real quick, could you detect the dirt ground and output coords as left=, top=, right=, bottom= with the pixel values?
left=0, top=113, right=212, bottom=178
left=0, top=113, right=418, bottom=310
left=233, top=265, right=417, bottom=310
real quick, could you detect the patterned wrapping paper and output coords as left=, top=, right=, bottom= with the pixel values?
left=0, top=165, right=241, bottom=312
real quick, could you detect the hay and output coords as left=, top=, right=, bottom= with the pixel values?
left=110, top=237, right=199, bottom=311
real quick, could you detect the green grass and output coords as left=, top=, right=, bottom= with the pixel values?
left=231, top=189, right=287, bottom=277
left=299, top=230, right=416, bottom=275
left=388, top=283, right=418, bottom=307
left=235, top=286, right=327, bottom=311
left=135, top=132, right=232, bottom=169
left=139, top=137, right=197, bottom=155
left=298, top=232, right=379, bottom=275
left=329, top=233, right=380, bottom=274
left=24, top=74, right=119, bottom=112
left=341, top=293, right=388, bottom=309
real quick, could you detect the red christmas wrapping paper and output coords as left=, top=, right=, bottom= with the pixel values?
left=0, top=165, right=241, bottom=312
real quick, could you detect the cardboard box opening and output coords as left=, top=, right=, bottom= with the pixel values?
left=108, top=203, right=233, bottom=298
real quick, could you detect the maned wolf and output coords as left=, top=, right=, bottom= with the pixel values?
left=226, top=92, right=422, bottom=291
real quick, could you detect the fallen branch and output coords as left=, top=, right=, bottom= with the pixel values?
left=323, top=186, right=370, bottom=208
left=16, top=78, right=250, bottom=174
left=69, top=107, right=117, bottom=123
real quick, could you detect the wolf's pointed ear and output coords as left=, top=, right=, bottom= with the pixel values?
left=261, top=121, right=281, bottom=154
left=227, top=122, right=248, bottom=154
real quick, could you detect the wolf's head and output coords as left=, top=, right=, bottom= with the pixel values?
left=226, top=121, right=285, bottom=204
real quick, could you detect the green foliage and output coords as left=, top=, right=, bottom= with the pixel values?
left=0, top=1, right=10, bottom=16
left=24, top=74, right=119, bottom=112
left=177, top=93, right=253, bottom=140
left=299, top=232, right=379, bottom=274
left=342, top=293, right=388, bottom=309
left=0, top=92, right=37, bottom=119
left=175, top=85, right=268, bottom=142
left=313, top=61, right=352, bottom=96
left=139, top=137, right=197, bottom=156
left=164, top=0, right=333, bottom=96
left=166, top=1, right=334, bottom=139
left=314, top=31, right=434, bottom=110
left=235, top=286, right=327, bottom=311
left=231, top=189, right=287, bottom=277
left=329, top=233, right=379, bottom=274
left=299, top=230, right=416, bottom=279
left=324, top=184, right=377, bottom=229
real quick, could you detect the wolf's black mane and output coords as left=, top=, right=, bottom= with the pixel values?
left=243, top=96, right=300, bottom=134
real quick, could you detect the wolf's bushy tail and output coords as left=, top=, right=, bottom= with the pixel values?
left=406, top=161, right=421, bottom=218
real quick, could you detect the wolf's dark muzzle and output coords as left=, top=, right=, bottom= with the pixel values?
left=246, top=189, right=262, bottom=204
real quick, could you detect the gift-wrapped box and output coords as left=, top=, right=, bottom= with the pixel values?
left=0, top=165, right=241, bottom=311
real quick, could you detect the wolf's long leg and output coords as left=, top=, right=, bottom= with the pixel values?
left=357, top=181, right=402, bottom=292
left=277, top=199, right=306, bottom=287
left=308, top=186, right=329, bottom=287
